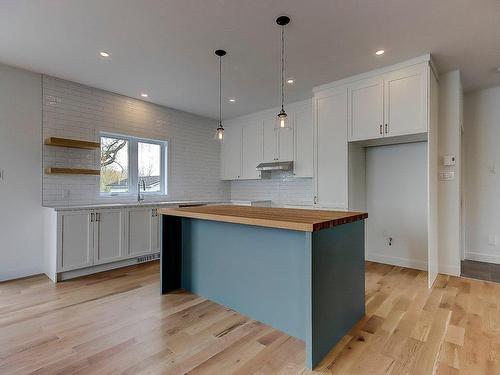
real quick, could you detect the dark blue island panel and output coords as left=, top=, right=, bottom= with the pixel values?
left=161, top=215, right=365, bottom=369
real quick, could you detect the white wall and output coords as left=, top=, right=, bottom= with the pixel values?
left=464, top=85, right=500, bottom=263
left=0, top=63, right=44, bottom=281
left=365, top=142, right=428, bottom=270
left=438, top=70, right=462, bottom=275
left=42, top=76, right=229, bottom=206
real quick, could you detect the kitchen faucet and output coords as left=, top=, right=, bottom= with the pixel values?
left=138, top=179, right=146, bottom=202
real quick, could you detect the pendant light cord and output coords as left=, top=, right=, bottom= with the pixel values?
left=280, top=24, right=285, bottom=112
left=219, top=55, right=222, bottom=125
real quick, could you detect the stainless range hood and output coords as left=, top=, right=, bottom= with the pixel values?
left=256, top=161, right=293, bottom=172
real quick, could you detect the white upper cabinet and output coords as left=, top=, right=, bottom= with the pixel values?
left=293, top=104, right=313, bottom=177
left=278, top=126, right=294, bottom=161
left=263, top=115, right=294, bottom=162
left=221, top=123, right=242, bottom=180
left=241, top=121, right=263, bottom=179
left=220, top=100, right=313, bottom=180
left=94, top=209, right=125, bottom=265
left=347, top=61, right=430, bottom=142
left=263, top=116, right=278, bottom=162
left=384, top=63, right=428, bottom=137
left=313, top=86, right=349, bottom=209
left=349, top=78, right=384, bottom=141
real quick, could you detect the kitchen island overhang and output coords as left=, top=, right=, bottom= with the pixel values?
left=159, top=205, right=367, bottom=369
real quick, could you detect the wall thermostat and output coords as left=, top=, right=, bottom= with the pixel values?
left=443, top=155, right=456, bottom=166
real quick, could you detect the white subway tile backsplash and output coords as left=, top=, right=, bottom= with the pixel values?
left=230, top=172, right=313, bottom=205
left=42, top=75, right=230, bottom=206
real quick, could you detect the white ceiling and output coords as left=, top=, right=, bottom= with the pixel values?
left=1, top=0, right=499, bottom=120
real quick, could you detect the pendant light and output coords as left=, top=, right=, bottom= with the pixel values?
left=215, top=49, right=226, bottom=141
left=276, top=15, right=291, bottom=129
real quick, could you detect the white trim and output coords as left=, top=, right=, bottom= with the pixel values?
left=465, top=251, right=500, bottom=265
left=313, top=54, right=432, bottom=93
left=0, top=266, right=44, bottom=283
left=366, top=252, right=427, bottom=271
left=438, top=264, right=461, bottom=277
left=99, top=132, right=168, bottom=197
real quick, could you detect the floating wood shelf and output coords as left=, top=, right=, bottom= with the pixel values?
left=44, top=137, right=100, bottom=150
left=45, top=168, right=100, bottom=175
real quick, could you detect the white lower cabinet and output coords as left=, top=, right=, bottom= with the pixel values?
left=126, top=207, right=159, bottom=256
left=57, top=206, right=160, bottom=275
left=94, top=209, right=125, bottom=265
left=58, top=210, right=94, bottom=272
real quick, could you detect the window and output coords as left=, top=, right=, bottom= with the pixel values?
left=100, top=133, right=167, bottom=196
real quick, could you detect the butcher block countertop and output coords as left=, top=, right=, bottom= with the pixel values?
left=158, top=205, right=367, bottom=232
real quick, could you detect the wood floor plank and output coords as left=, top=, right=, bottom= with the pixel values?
left=1, top=261, right=499, bottom=374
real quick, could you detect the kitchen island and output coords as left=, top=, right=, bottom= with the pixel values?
left=159, top=205, right=367, bottom=369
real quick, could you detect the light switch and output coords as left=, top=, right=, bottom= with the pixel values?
left=439, top=171, right=455, bottom=181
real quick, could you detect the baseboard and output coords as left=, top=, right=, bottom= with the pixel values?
left=465, top=252, right=500, bottom=265
left=366, top=253, right=427, bottom=271
left=438, top=264, right=460, bottom=277
left=56, top=253, right=160, bottom=281
left=0, top=266, right=44, bottom=283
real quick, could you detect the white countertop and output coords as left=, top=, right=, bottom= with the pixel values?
left=44, top=199, right=274, bottom=211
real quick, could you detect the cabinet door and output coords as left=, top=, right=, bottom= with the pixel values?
left=58, top=210, right=93, bottom=271
left=314, top=87, right=348, bottom=209
left=348, top=77, right=384, bottom=141
left=263, top=116, right=278, bottom=162
left=278, top=126, right=294, bottom=161
left=241, top=121, right=263, bottom=179
left=127, top=208, right=153, bottom=256
left=94, top=209, right=125, bottom=265
left=150, top=209, right=161, bottom=253
left=293, top=103, right=313, bottom=177
left=384, top=63, right=428, bottom=137
left=220, top=123, right=242, bottom=180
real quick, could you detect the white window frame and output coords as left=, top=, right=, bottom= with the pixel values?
left=100, top=132, right=168, bottom=197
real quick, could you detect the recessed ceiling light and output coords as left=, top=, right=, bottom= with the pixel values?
left=228, top=98, right=236, bottom=103
left=141, top=93, right=148, bottom=98
left=375, top=50, right=385, bottom=56
left=496, top=66, right=500, bottom=73
left=99, top=51, right=110, bottom=57
left=287, top=79, right=294, bottom=84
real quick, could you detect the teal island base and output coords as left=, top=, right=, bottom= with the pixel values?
left=161, top=216, right=365, bottom=369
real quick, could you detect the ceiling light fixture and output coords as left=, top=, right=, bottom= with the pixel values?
left=287, top=78, right=294, bottom=84
left=215, top=49, right=227, bottom=141
left=375, top=50, right=385, bottom=56
left=276, top=15, right=291, bottom=129
left=228, top=98, right=236, bottom=103
left=141, top=93, right=148, bottom=98
left=99, top=51, right=110, bottom=57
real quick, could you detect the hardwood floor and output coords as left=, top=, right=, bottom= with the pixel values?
left=0, top=261, right=499, bottom=374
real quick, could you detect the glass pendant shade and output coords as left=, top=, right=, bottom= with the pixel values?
left=277, top=110, right=289, bottom=129
left=216, top=123, right=224, bottom=141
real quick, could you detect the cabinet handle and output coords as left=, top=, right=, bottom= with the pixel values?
left=379, top=124, right=383, bottom=135
left=90, top=213, right=95, bottom=222
left=385, top=124, right=388, bottom=134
